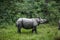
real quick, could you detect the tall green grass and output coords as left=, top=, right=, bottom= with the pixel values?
left=0, top=24, right=59, bottom=40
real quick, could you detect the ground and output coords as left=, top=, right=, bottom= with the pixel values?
left=0, top=23, right=60, bottom=40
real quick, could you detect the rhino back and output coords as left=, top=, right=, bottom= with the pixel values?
left=22, top=19, right=38, bottom=29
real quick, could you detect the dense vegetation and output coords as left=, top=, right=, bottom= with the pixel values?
left=0, top=0, right=60, bottom=25
left=0, top=0, right=60, bottom=40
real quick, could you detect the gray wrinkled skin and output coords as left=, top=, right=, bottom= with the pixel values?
left=16, top=18, right=48, bottom=33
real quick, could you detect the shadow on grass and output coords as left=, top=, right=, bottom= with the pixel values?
left=16, top=31, right=39, bottom=35
left=54, top=36, right=60, bottom=40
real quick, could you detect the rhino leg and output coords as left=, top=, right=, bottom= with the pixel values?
left=32, top=26, right=37, bottom=33
left=58, top=23, right=60, bottom=30
left=35, top=27, right=37, bottom=33
left=58, top=26, right=60, bottom=30
left=17, top=24, right=22, bottom=33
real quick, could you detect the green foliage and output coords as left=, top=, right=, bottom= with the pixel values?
left=0, top=0, right=60, bottom=40
left=0, top=0, right=60, bottom=27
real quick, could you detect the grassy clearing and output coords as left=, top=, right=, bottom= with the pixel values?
left=0, top=24, right=59, bottom=40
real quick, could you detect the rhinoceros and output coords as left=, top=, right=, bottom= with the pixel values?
left=16, top=18, right=48, bottom=33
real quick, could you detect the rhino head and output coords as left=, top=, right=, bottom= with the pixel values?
left=40, top=18, right=49, bottom=24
